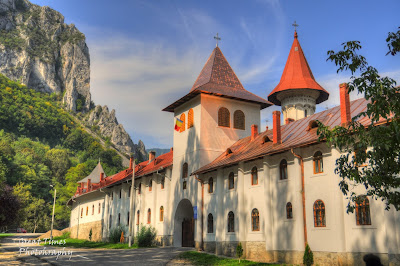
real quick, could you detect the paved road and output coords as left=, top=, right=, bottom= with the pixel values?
left=1, top=234, right=193, bottom=265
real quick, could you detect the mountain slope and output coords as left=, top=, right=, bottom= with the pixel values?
left=0, top=0, right=147, bottom=162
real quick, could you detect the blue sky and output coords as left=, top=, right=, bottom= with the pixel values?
left=32, top=0, right=400, bottom=149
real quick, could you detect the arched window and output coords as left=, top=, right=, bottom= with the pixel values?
left=86, top=206, right=88, bottom=216
left=182, top=162, right=188, bottom=178
left=119, top=189, right=122, bottom=199
left=188, top=108, right=194, bottom=129
left=81, top=208, right=83, bottom=218
left=118, top=213, right=121, bottom=226
left=136, top=210, right=140, bottom=225
left=208, top=177, right=213, bottom=193
left=127, top=212, right=130, bottom=225
left=161, top=177, right=165, bottom=189
left=147, top=208, right=151, bottom=224
left=313, top=200, right=326, bottom=227
left=228, top=172, right=234, bottom=190
left=183, top=181, right=187, bottom=190
left=286, top=202, right=293, bottom=219
left=313, top=151, right=323, bottom=174
left=251, top=166, right=258, bottom=186
left=138, top=183, right=141, bottom=194
left=92, top=204, right=94, bottom=215
left=227, top=211, right=235, bottom=232
left=218, top=107, right=230, bottom=127
left=233, top=110, right=245, bottom=130
left=356, top=197, right=371, bottom=225
left=207, top=213, right=213, bottom=233
left=180, top=113, right=186, bottom=132
left=251, top=208, right=260, bottom=231
left=305, top=109, right=308, bottom=117
left=98, top=203, right=101, bottom=214
left=160, top=206, right=164, bottom=222
left=280, top=159, right=288, bottom=180
left=149, top=179, right=152, bottom=192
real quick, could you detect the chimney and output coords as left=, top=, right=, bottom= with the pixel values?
left=273, top=111, right=281, bottom=144
left=100, top=172, right=104, bottom=182
left=87, top=179, right=91, bottom=191
left=129, top=157, right=133, bottom=170
left=340, top=83, right=351, bottom=125
left=149, top=151, right=156, bottom=163
left=251, top=124, right=258, bottom=141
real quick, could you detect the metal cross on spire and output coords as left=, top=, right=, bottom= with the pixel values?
left=292, top=21, right=299, bottom=31
left=214, top=33, right=221, bottom=47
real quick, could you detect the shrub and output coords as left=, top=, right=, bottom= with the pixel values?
left=303, top=244, right=314, bottom=266
left=109, top=226, right=126, bottom=244
left=60, top=231, right=70, bottom=239
left=89, top=228, right=92, bottom=241
left=236, top=242, right=243, bottom=263
left=136, top=225, right=156, bottom=247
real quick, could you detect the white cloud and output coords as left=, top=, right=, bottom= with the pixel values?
left=86, top=32, right=206, bottom=148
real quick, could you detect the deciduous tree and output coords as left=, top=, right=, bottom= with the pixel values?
left=318, top=27, right=400, bottom=211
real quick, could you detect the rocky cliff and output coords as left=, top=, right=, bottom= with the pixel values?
left=86, top=105, right=147, bottom=162
left=0, top=0, right=147, bottom=162
left=0, top=0, right=90, bottom=112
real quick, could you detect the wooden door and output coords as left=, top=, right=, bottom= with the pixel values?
left=182, top=218, right=194, bottom=247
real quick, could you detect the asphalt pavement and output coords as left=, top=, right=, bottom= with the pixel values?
left=0, top=234, right=193, bottom=265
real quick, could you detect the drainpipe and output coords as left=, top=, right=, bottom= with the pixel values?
left=291, top=148, right=308, bottom=247
left=194, top=174, right=204, bottom=251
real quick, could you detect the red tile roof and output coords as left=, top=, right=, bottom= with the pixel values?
left=163, top=47, right=272, bottom=112
left=268, top=31, right=329, bottom=106
left=193, top=98, right=380, bottom=175
left=71, top=150, right=173, bottom=199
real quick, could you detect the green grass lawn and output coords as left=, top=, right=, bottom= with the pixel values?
left=177, top=251, right=281, bottom=265
left=41, top=235, right=138, bottom=249
left=0, top=233, right=15, bottom=240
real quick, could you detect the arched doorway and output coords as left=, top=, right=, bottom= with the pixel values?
left=174, top=199, right=194, bottom=247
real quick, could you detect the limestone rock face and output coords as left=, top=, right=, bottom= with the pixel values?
left=86, top=105, right=147, bottom=161
left=0, top=0, right=91, bottom=112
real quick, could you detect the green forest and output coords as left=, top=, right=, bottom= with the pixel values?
left=0, top=74, right=125, bottom=233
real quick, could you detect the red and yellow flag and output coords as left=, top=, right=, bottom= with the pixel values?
left=175, top=118, right=183, bottom=131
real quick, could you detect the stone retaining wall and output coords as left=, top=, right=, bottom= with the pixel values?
left=69, top=220, right=102, bottom=241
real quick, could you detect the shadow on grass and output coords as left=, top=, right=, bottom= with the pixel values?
left=178, top=251, right=281, bottom=266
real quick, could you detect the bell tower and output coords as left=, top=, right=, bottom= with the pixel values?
left=268, top=29, right=329, bottom=124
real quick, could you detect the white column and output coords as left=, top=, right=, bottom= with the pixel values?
left=215, top=168, right=224, bottom=254
left=263, top=157, right=273, bottom=250
left=238, top=162, right=245, bottom=242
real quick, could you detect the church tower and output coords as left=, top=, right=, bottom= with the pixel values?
left=268, top=30, right=329, bottom=124
left=163, top=45, right=271, bottom=171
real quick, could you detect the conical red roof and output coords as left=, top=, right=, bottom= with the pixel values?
left=268, top=31, right=329, bottom=106
left=163, top=47, right=271, bottom=112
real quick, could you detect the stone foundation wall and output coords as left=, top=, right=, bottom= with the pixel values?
left=69, top=220, right=102, bottom=242
left=215, top=241, right=239, bottom=257
left=194, top=240, right=398, bottom=266
left=155, top=235, right=173, bottom=247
